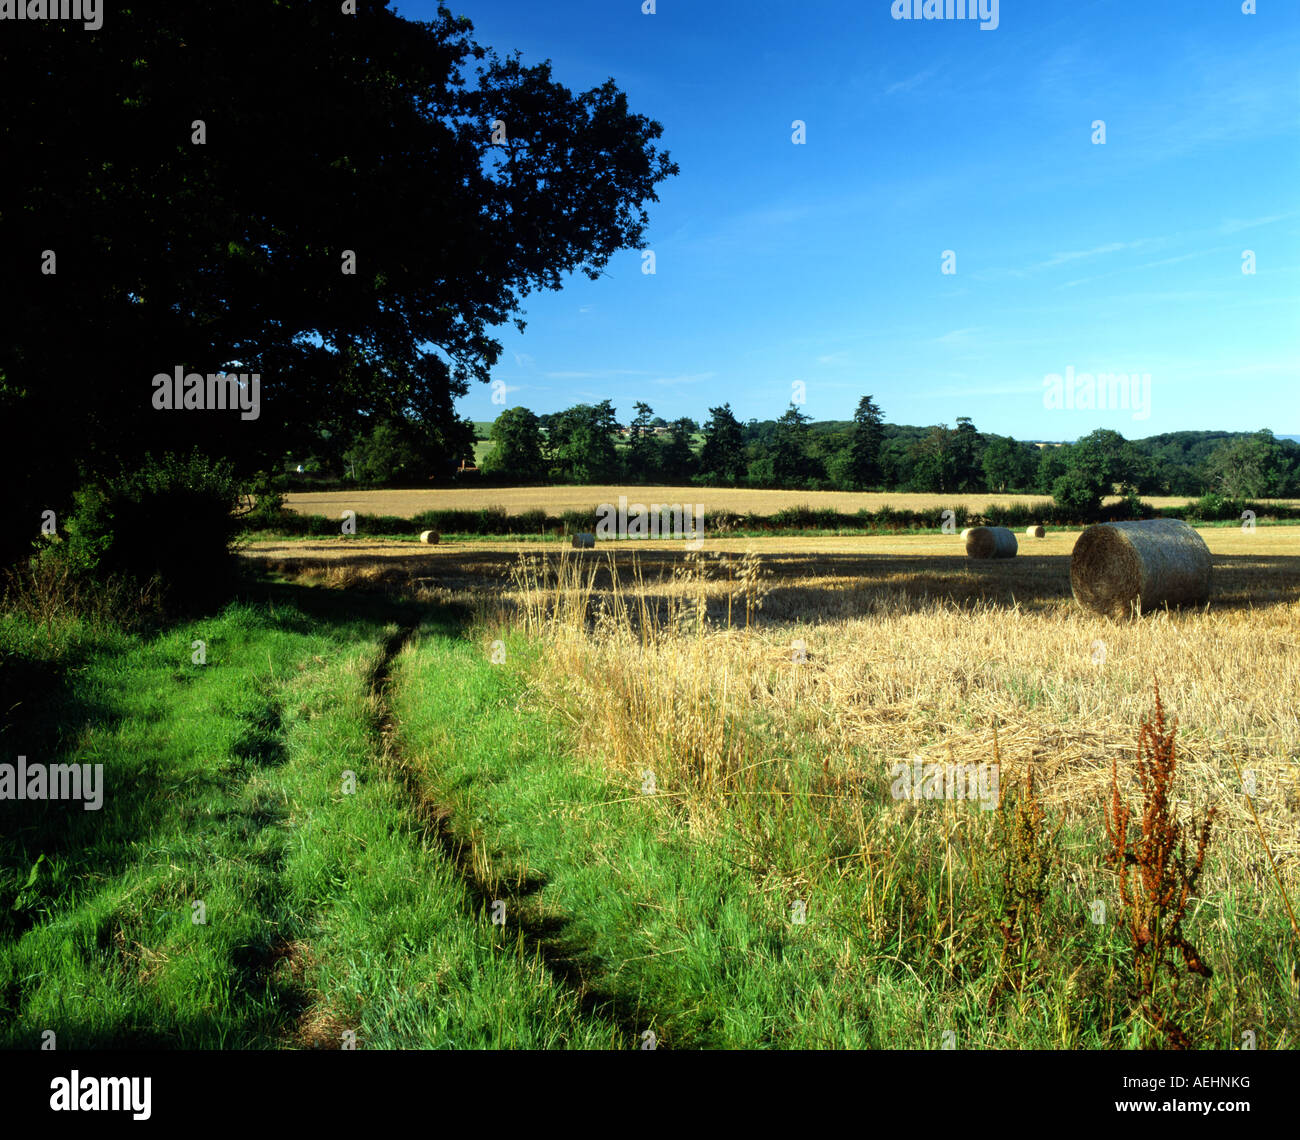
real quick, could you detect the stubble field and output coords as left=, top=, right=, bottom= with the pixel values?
left=238, top=522, right=1300, bottom=1046
left=282, top=485, right=1300, bottom=520
left=6, top=521, right=1296, bottom=1049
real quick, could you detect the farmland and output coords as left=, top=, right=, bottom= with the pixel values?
left=283, top=485, right=1300, bottom=520
left=7, top=519, right=1295, bottom=1050
left=6, top=0, right=1299, bottom=1105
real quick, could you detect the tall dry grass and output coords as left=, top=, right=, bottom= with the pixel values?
left=246, top=530, right=1300, bottom=1042
left=491, top=545, right=1299, bottom=908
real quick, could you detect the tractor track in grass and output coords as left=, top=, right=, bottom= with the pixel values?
left=367, top=619, right=663, bottom=1048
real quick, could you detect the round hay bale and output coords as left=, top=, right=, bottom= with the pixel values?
left=1071, top=518, right=1211, bottom=617
left=1026, top=524, right=1045, bottom=539
left=965, top=525, right=1017, bottom=559
left=571, top=532, right=596, bottom=549
left=960, top=527, right=973, bottom=539
left=419, top=530, right=440, bottom=545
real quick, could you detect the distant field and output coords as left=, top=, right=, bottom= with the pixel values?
left=244, top=523, right=1300, bottom=567
left=283, top=485, right=1300, bottom=519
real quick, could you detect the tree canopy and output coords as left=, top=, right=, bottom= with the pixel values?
left=0, top=0, right=676, bottom=561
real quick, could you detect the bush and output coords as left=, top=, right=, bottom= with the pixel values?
left=559, top=509, right=597, bottom=535
left=410, top=506, right=513, bottom=536
left=2, top=542, right=163, bottom=632
left=1187, top=492, right=1236, bottom=522
left=64, top=451, right=243, bottom=608
left=516, top=509, right=549, bottom=534
left=770, top=505, right=816, bottom=529
left=239, top=470, right=288, bottom=528
left=1051, top=471, right=1103, bottom=522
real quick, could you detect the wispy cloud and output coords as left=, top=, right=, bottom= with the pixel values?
left=885, top=65, right=939, bottom=96
left=1028, top=241, right=1145, bottom=274
left=973, top=240, right=1152, bottom=283
left=1219, top=212, right=1295, bottom=235
left=935, top=327, right=983, bottom=344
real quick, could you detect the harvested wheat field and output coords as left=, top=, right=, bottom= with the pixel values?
left=245, top=523, right=1297, bottom=597
left=248, top=525, right=1300, bottom=839
left=281, top=485, right=1300, bottom=519
left=241, top=523, right=1300, bottom=1048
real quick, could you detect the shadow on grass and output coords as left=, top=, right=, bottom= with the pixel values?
left=246, top=546, right=1300, bottom=623
left=0, top=579, right=471, bottom=1048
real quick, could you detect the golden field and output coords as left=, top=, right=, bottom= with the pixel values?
left=245, top=520, right=1297, bottom=568
left=246, top=521, right=1300, bottom=1044
left=282, top=485, right=1300, bottom=519
left=247, top=523, right=1300, bottom=861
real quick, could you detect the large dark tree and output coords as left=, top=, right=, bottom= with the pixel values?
left=952, top=416, right=983, bottom=493
left=1036, top=444, right=1071, bottom=495
left=0, top=0, right=676, bottom=563
left=1051, top=428, right=1131, bottom=518
left=981, top=435, right=1039, bottom=494
left=771, top=404, right=816, bottom=486
left=625, top=401, right=658, bottom=480
left=342, top=413, right=469, bottom=486
left=481, top=406, right=546, bottom=482
left=1203, top=429, right=1299, bottom=499
left=848, top=396, right=886, bottom=489
left=659, top=418, right=699, bottom=481
left=699, top=404, right=745, bottom=484
left=906, top=425, right=959, bottom=493
left=549, top=401, right=619, bottom=483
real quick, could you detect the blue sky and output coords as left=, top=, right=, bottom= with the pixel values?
left=396, top=0, right=1298, bottom=440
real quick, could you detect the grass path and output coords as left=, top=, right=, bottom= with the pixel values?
left=5, top=576, right=1294, bottom=1048
left=390, top=630, right=900, bottom=1048
left=0, top=590, right=618, bottom=1048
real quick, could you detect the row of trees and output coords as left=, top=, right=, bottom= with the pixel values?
left=461, top=397, right=1300, bottom=505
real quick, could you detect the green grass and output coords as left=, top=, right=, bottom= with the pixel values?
left=0, top=591, right=616, bottom=1048
left=391, top=632, right=791, bottom=1046
left=4, top=579, right=1295, bottom=1049
left=389, top=632, right=1298, bottom=1049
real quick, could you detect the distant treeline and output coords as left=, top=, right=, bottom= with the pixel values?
left=306, top=398, right=1300, bottom=518
left=301, top=395, right=1300, bottom=519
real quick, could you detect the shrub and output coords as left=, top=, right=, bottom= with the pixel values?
left=771, top=505, right=817, bottom=529
left=516, top=509, right=549, bottom=534
left=1186, top=492, right=1241, bottom=523
left=3, top=541, right=163, bottom=632
left=709, top=509, right=744, bottom=533
left=559, top=509, right=597, bottom=535
left=239, top=470, right=288, bottom=528
left=1051, top=471, right=1103, bottom=522
left=64, top=451, right=243, bottom=608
